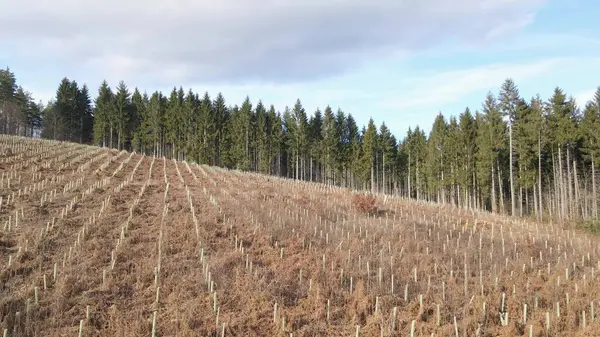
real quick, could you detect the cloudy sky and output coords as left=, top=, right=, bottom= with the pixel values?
left=1, top=0, right=599, bottom=137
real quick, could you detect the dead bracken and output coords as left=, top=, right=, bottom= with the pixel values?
left=1, top=135, right=600, bottom=337
left=352, top=193, right=378, bottom=215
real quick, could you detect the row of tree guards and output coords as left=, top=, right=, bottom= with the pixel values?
left=1, top=68, right=599, bottom=222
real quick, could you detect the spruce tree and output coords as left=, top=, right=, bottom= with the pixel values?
left=308, top=108, right=323, bottom=181
left=427, top=114, right=448, bottom=202
left=321, top=106, right=337, bottom=185
left=361, top=118, right=378, bottom=192
left=93, top=81, right=114, bottom=147
left=114, top=81, right=132, bottom=150
left=498, top=78, right=521, bottom=216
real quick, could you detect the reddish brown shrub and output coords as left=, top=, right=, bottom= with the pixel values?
left=352, top=193, right=377, bottom=215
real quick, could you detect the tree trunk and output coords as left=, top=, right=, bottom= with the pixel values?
left=509, top=123, right=516, bottom=216
left=498, top=163, right=505, bottom=213
left=491, top=160, right=497, bottom=213
left=519, top=162, right=523, bottom=217
left=295, top=153, right=299, bottom=180
left=567, top=146, right=573, bottom=217
left=370, top=155, right=375, bottom=194
left=416, top=160, right=420, bottom=201
left=408, top=151, right=412, bottom=199
left=538, top=132, right=543, bottom=220
left=558, top=146, right=566, bottom=220
left=552, top=149, right=559, bottom=219
left=574, top=159, right=581, bottom=218
left=383, top=153, right=386, bottom=195
left=593, top=153, right=598, bottom=218
left=533, top=187, right=539, bottom=219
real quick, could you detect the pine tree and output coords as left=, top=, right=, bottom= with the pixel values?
left=77, top=84, right=93, bottom=143
left=93, top=81, right=114, bottom=147
left=196, top=92, right=213, bottom=164
left=130, top=88, right=145, bottom=152
left=256, top=100, right=269, bottom=173
left=321, top=106, right=337, bottom=185
left=445, top=115, right=461, bottom=205
left=308, top=108, right=323, bottom=181
left=476, top=92, right=507, bottom=212
left=113, top=81, right=132, bottom=150
left=427, top=113, right=447, bottom=202
left=379, top=122, right=395, bottom=194
left=0, top=68, right=18, bottom=134
left=580, top=88, right=600, bottom=218
left=54, top=78, right=80, bottom=141
left=361, top=118, right=378, bottom=192
left=41, top=102, right=59, bottom=140
left=498, top=78, right=521, bottom=216
left=546, top=87, right=576, bottom=219
left=213, top=93, right=228, bottom=166
left=335, top=109, right=347, bottom=185
left=345, top=114, right=360, bottom=188
left=269, top=107, right=283, bottom=176
left=459, top=108, right=477, bottom=208
left=231, top=97, right=253, bottom=170
left=15, top=87, right=38, bottom=137
left=285, top=99, right=308, bottom=180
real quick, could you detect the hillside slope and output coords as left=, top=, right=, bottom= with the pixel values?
left=1, top=135, right=599, bottom=336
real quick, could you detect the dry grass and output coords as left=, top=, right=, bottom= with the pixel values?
left=1, top=135, right=600, bottom=336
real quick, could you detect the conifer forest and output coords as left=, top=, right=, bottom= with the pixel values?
left=2, top=68, right=598, bottom=223
left=2, top=62, right=600, bottom=336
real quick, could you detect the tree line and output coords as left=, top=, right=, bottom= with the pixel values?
left=0, top=66, right=599, bottom=222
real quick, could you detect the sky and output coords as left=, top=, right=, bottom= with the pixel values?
left=1, top=0, right=599, bottom=139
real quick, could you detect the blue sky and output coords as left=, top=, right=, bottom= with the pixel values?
left=1, top=0, right=599, bottom=139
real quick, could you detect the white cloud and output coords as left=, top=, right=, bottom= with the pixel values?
left=382, top=58, right=567, bottom=110
left=0, top=0, right=545, bottom=86
left=484, top=13, right=536, bottom=42
left=574, top=88, right=597, bottom=107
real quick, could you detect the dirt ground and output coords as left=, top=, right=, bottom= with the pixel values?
left=1, top=136, right=600, bottom=337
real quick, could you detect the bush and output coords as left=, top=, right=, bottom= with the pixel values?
left=352, top=193, right=378, bottom=215
left=576, top=218, right=600, bottom=234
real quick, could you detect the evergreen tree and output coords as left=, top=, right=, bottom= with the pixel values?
left=213, top=93, right=228, bottom=166
left=285, top=99, right=308, bottom=180
left=361, top=118, right=378, bottom=192
left=53, top=78, right=79, bottom=141
left=379, top=122, right=395, bottom=194
left=546, top=87, right=577, bottom=219
left=231, top=96, right=253, bottom=170
left=426, top=114, right=447, bottom=202
left=93, top=81, right=114, bottom=147
left=256, top=100, right=269, bottom=173
left=113, top=81, right=132, bottom=150
left=321, top=106, right=337, bottom=185
left=0, top=68, right=18, bottom=134
left=498, top=78, right=521, bottom=216
left=345, top=114, right=360, bottom=188
left=459, top=108, right=477, bottom=208
left=580, top=88, right=600, bottom=218
left=130, top=88, right=145, bottom=152
left=76, top=84, right=93, bottom=143
left=197, top=92, right=213, bottom=164
left=308, top=108, right=323, bottom=181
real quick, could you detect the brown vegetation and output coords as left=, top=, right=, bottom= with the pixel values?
left=1, top=135, right=600, bottom=336
left=353, top=193, right=378, bottom=215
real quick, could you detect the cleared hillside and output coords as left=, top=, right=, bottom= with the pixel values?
left=1, top=135, right=599, bottom=337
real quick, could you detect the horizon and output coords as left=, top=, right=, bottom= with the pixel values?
left=1, top=0, right=599, bottom=138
